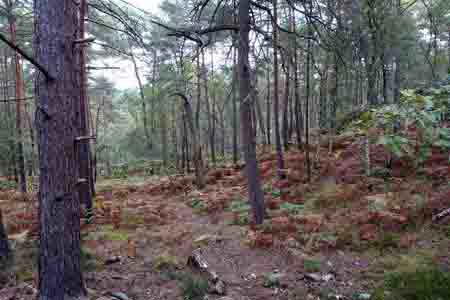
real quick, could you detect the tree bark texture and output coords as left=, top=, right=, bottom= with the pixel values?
left=239, top=0, right=265, bottom=224
left=34, top=0, right=85, bottom=299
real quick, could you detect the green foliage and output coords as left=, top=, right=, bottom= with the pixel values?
left=152, top=253, right=180, bottom=271
left=371, top=232, right=400, bottom=254
left=349, top=88, right=450, bottom=165
left=303, top=258, right=322, bottom=272
left=279, top=203, right=304, bottom=215
left=0, top=180, right=16, bottom=191
left=111, top=164, right=129, bottom=179
left=374, top=265, right=450, bottom=300
left=228, top=199, right=250, bottom=225
left=263, top=272, right=282, bottom=288
left=180, top=274, right=209, bottom=300
left=81, top=247, right=101, bottom=272
left=188, top=197, right=207, bottom=213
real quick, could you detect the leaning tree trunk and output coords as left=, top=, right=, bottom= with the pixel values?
left=0, top=209, right=9, bottom=260
left=239, top=0, right=265, bottom=225
left=34, top=0, right=85, bottom=299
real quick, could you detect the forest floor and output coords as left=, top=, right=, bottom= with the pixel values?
left=1, top=133, right=450, bottom=300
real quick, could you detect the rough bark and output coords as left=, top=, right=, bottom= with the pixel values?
left=239, top=0, right=265, bottom=224
left=34, top=0, right=85, bottom=298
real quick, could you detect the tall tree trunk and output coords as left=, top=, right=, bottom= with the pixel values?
left=9, top=15, right=26, bottom=193
left=293, top=9, right=303, bottom=148
left=232, top=43, right=239, bottom=165
left=266, top=63, right=271, bottom=145
left=131, top=53, right=152, bottom=151
left=282, top=59, right=290, bottom=151
left=24, top=103, right=36, bottom=176
left=305, top=1, right=312, bottom=182
left=330, top=55, right=338, bottom=130
left=203, top=48, right=216, bottom=165
left=319, top=58, right=329, bottom=129
left=78, top=0, right=94, bottom=219
left=448, top=25, right=450, bottom=75
left=34, top=0, right=85, bottom=298
left=161, top=109, right=168, bottom=167
left=195, top=47, right=201, bottom=130
left=239, top=0, right=265, bottom=224
left=273, top=0, right=285, bottom=179
left=175, top=94, right=205, bottom=188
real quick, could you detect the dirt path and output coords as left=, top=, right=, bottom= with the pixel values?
left=78, top=176, right=380, bottom=300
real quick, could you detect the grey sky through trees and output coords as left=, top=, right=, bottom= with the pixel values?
left=101, top=0, right=161, bottom=89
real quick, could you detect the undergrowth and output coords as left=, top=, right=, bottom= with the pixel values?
left=373, top=264, right=450, bottom=300
left=179, top=274, right=209, bottom=300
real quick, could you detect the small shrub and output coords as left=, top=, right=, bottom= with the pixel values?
left=180, top=274, right=209, bottom=300
left=81, top=247, right=101, bottom=272
left=371, top=232, right=400, bottom=254
left=0, top=180, right=16, bottom=191
left=152, top=253, right=180, bottom=271
left=263, top=272, right=281, bottom=288
left=271, top=190, right=281, bottom=198
left=188, top=197, right=207, bottom=213
left=374, top=265, right=450, bottom=300
left=288, top=286, right=309, bottom=300
left=228, top=199, right=250, bottom=226
left=279, top=203, right=304, bottom=215
left=103, top=230, right=128, bottom=241
left=303, top=258, right=321, bottom=272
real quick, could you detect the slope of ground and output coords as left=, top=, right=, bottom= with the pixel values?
left=1, top=132, right=450, bottom=300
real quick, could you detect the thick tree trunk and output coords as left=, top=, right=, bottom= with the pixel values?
left=34, top=0, right=85, bottom=298
left=9, top=16, right=26, bottom=193
left=273, top=0, right=285, bottom=179
left=239, top=0, right=265, bottom=225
